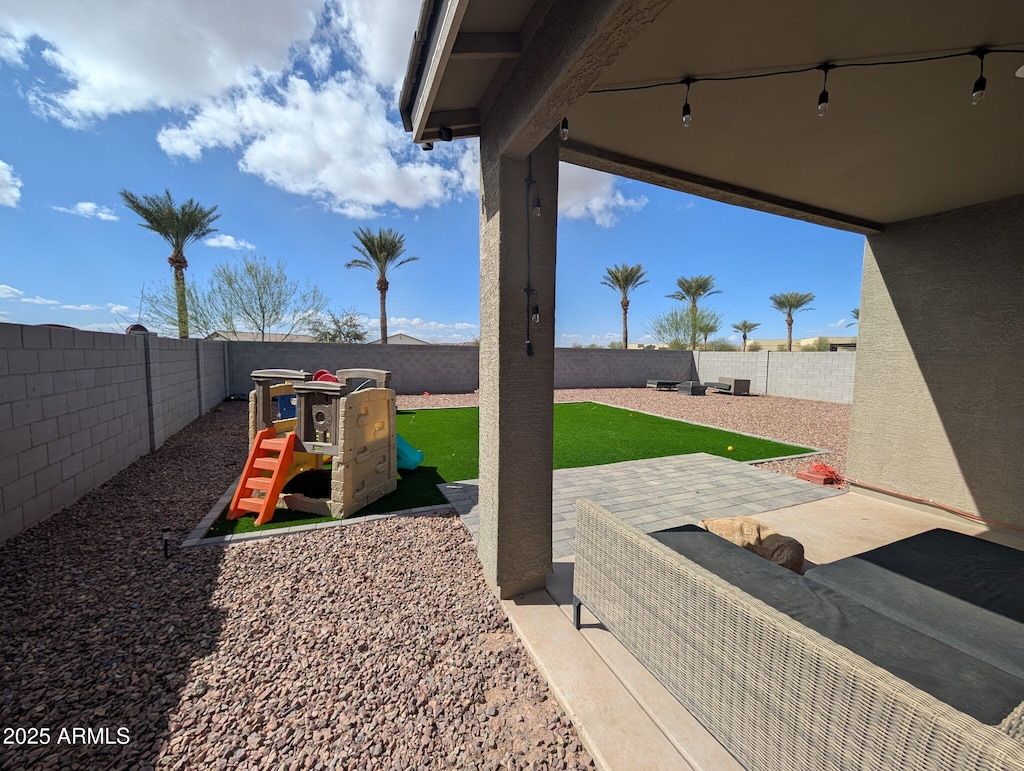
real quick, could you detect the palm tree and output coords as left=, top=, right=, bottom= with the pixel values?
left=667, top=274, right=721, bottom=350
left=847, top=307, right=860, bottom=327
left=120, top=189, right=220, bottom=338
left=600, top=263, right=648, bottom=349
left=769, top=292, right=815, bottom=351
left=345, top=227, right=418, bottom=344
left=731, top=320, right=760, bottom=352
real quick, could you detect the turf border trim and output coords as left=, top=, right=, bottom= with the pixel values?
left=181, top=483, right=455, bottom=548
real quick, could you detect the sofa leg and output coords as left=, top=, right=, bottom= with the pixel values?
left=572, top=597, right=582, bottom=630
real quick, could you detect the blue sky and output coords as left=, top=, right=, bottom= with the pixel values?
left=0, top=1, right=865, bottom=345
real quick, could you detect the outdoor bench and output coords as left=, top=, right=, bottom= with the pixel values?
left=573, top=498, right=1024, bottom=771
left=645, top=379, right=682, bottom=391
left=703, top=376, right=750, bottom=395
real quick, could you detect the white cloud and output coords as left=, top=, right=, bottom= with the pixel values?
left=0, top=31, right=25, bottom=65
left=61, top=303, right=103, bottom=311
left=0, top=284, right=24, bottom=299
left=330, top=0, right=420, bottom=93
left=0, top=1, right=535, bottom=220
left=0, top=159, right=22, bottom=207
left=388, top=316, right=477, bottom=333
left=1, top=0, right=324, bottom=126
left=206, top=234, right=256, bottom=250
left=444, top=150, right=647, bottom=228
left=81, top=322, right=124, bottom=333
left=108, top=303, right=130, bottom=315
left=559, top=164, right=647, bottom=227
left=50, top=201, right=119, bottom=220
left=559, top=331, right=621, bottom=347
left=159, top=73, right=465, bottom=218
left=21, top=295, right=59, bottom=304
left=826, top=318, right=847, bottom=328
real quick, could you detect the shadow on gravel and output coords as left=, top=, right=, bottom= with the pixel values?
left=0, top=401, right=247, bottom=770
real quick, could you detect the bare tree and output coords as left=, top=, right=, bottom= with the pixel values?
left=212, top=253, right=329, bottom=341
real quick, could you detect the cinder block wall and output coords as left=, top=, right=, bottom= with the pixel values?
left=149, top=337, right=203, bottom=448
left=766, top=352, right=856, bottom=403
left=393, top=345, right=479, bottom=394
left=0, top=324, right=230, bottom=543
left=695, top=350, right=855, bottom=403
left=694, top=351, right=769, bottom=394
left=198, top=340, right=228, bottom=413
left=0, top=323, right=151, bottom=542
left=555, top=348, right=697, bottom=388
left=227, top=342, right=396, bottom=395
left=228, top=343, right=698, bottom=394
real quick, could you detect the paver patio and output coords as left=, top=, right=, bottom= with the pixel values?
left=441, top=453, right=843, bottom=558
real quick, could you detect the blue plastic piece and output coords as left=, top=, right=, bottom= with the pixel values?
left=273, top=394, right=297, bottom=420
left=396, top=433, right=424, bottom=471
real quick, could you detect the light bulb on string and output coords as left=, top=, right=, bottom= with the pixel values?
left=681, top=78, right=693, bottom=127
left=560, top=117, right=569, bottom=141
left=971, top=49, right=988, bottom=105
left=817, top=64, right=833, bottom=117
left=533, top=199, right=542, bottom=217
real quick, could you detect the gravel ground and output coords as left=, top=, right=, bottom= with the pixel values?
left=399, top=388, right=850, bottom=482
left=0, top=401, right=593, bottom=770
left=0, top=388, right=847, bottom=769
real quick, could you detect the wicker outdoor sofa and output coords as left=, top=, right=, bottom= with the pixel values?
left=573, top=498, right=1024, bottom=771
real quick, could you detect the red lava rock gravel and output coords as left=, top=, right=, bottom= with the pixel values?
left=0, top=401, right=593, bottom=770
left=1, top=388, right=848, bottom=769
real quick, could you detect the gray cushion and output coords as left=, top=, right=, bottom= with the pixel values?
left=805, top=528, right=1024, bottom=680
left=652, top=525, right=1024, bottom=725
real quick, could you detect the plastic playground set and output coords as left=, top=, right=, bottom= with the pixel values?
left=228, top=368, right=423, bottom=527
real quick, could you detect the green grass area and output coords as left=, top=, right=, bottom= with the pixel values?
left=207, top=402, right=812, bottom=537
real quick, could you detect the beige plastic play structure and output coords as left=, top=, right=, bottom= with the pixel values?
left=229, top=368, right=398, bottom=524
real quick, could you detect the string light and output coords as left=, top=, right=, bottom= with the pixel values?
left=817, top=63, right=834, bottom=117
left=971, top=48, right=988, bottom=105
left=681, top=78, right=693, bottom=127
left=588, top=45, right=1024, bottom=124
left=524, top=157, right=538, bottom=356
left=560, top=117, right=569, bottom=141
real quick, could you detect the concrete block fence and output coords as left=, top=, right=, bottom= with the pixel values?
left=0, top=323, right=228, bottom=543
left=0, top=322, right=855, bottom=544
left=695, top=350, right=856, bottom=404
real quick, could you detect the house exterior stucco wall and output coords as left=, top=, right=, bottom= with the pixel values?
left=847, top=194, right=1024, bottom=527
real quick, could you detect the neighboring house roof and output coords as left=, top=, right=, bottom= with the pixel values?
left=205, top=331, right=319, bottom=343
left=367, top=333, right=431, bottom=345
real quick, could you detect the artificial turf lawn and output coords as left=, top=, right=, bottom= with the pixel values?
left=207, top=402, right=812, bottom=536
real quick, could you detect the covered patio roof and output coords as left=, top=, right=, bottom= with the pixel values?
left=400, top=0, right=1024, bottom=232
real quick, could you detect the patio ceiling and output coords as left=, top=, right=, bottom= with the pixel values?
left=400, top=0, right=1024, bottom=232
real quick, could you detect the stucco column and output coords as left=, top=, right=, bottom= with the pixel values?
left=477, top=128, right=560, bottom=598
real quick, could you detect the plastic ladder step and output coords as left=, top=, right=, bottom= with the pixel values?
left=260, top=437, right=289, bottom=451
left=253, top=458, right=278, bottom=471
left=236, top=497, right=268, bottom=513
left=244, top=477, right=273, bottom=492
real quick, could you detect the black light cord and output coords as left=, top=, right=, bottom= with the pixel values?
left=524, top=154, right=536, bottom=356
left=588, top=45, right=1024, bottom=95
